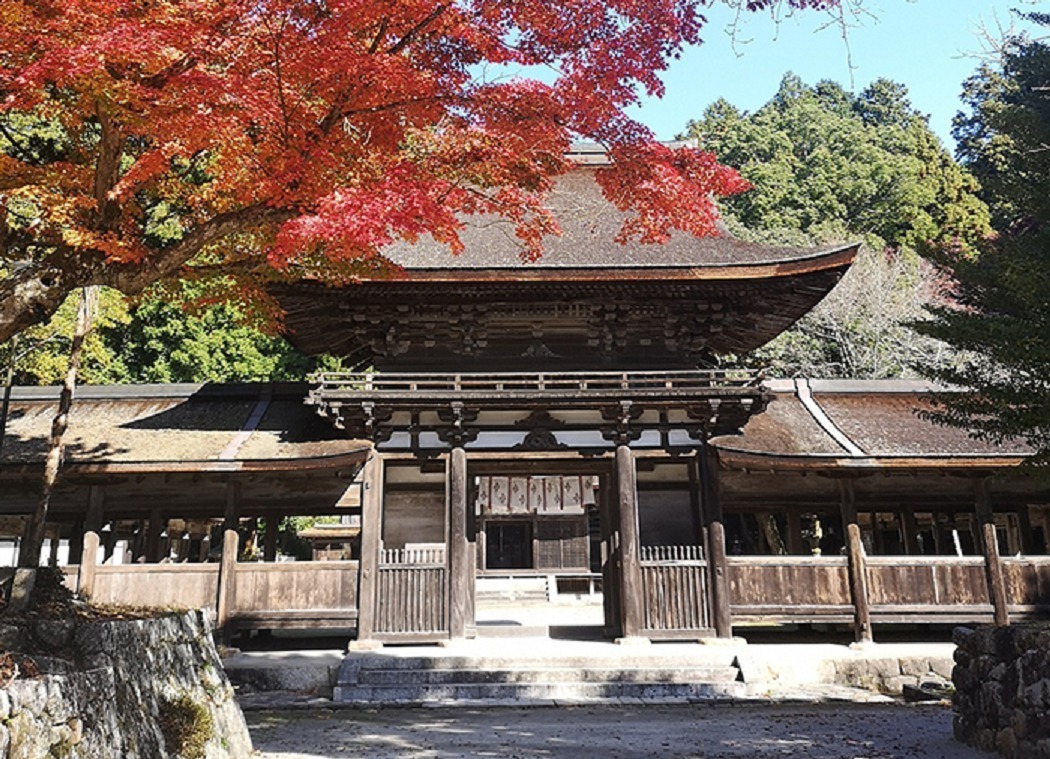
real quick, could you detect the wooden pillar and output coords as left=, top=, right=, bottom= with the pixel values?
left=700, top=445, right=731, bottom=638
left=616, top=444, right=645, bottom=639
left=839, top=479, right=872, bottom=644
left=599, top=471, right=622, bottom=639
left=47, top=528, right=60, bottom=566
left=448, top=446, right=471, bottom=640
left=263, top=511, right=279, bottom=562
left=147, top=507, right=164, bottom=563
left=976, top=480, right=1009, bottom=627
left=901, top=507, right=920, bottom=556
left=67, top=520, right=84, bottom=567
left=215, top=481, right=241, bottom=632
left=1017, top=505, right=1034, bottom=556
left=787, top=510, right=803, bottom=555
left=354, top=454, right=383, bottom=645
left=78, top=487, right=104, bottom=599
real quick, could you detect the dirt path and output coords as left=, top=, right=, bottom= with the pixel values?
left=247, top=703, right=982, bottom=759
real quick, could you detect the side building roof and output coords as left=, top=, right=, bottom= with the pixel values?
left=711, top=379, right=1032, bottom=471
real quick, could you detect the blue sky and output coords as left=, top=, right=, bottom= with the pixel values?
left=628, top=1, right=1033, bottom=151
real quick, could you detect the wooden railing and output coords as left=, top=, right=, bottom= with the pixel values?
left=727, top=556, right=852, bottom=620
left=640, top=544, right=710, bottom=635
left=380, top=546, right=446, bottom=565
left=312, top=369, right=762, bottom=396
left=866, top=556, right=990, bottom=610
left=727, top=555, right=1050, bottom=623
left=1002, top=557, right=1050, bottom=610
left=641, top=545, right=705, bottom=563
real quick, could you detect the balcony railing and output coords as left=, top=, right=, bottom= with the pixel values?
left=312, top=369, right=763, bottom=397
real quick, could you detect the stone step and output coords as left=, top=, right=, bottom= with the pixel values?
left=335, top=680, right=746, bottom=704
left=356, top=665, right=740, bottom=686
left=475, top=623, right=551, bottom=638
left=346, top=653, right=735, bottom=671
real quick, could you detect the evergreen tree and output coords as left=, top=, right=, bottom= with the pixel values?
left=682, top=74, right=991, bottom=378
left=915, top=16, right=1050, bottom=464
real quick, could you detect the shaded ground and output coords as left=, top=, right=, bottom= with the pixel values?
left=247, top=703, right=980, bottom=759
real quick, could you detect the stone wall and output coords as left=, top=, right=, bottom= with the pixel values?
left=0, top=610, right=251, bottom=759
left=952, top=624, right=1050, bottom=759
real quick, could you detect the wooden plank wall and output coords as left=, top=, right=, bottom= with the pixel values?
left=1003, top=557, right=1050, bottom=609
left=92, top=564, right=220, bottom=610
left=727, top=556, right=851, bottom=618
left=727, top=555, right=1050, bottom=623
left=866, top=557, right=988, bottom=607
left=233, top=561, right=358, bottom=614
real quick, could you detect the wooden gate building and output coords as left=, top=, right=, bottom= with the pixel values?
left=2, top=145, right=1049, bottom=643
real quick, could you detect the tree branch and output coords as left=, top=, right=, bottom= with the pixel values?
left=0, top=204, right=295, bottom=343
left=387, top=4, right=449, bottom=55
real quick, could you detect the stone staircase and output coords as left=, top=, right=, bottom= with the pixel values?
left=333, top=645, right=745, bottom=705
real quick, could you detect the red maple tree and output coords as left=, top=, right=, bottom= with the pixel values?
left=0, top=0, right=837, bottom=342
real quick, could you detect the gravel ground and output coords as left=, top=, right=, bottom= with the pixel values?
left=247, top=703, right=983, bottom=759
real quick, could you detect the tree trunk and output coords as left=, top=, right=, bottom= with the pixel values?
left=18, top=287, right=97, bottom=569
left=0, top=334, right=16, bottom=461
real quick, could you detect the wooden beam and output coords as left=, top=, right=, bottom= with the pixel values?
left=701, top=445, right=731, bottom=638
left=354, top=454, right=383, bottom=645
left=215, top=481, right=241, bottom=633
left=78, top=486, right=104, bottom=599
left=839, top=480, right=872, bottom=644
left=448, top=446, right=471, bottom=639
left=616, top=444, right=645, bottom=639
left=976, top=481, right=1009, bottom=627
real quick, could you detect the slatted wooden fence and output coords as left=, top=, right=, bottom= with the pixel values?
left=374, top=546, right=448, bottom=641
left=639, top=545, right=711, bottom=637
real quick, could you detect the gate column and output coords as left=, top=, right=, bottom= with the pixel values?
left=615, top=444, right=646, bottom=641
left=352, top=452, right=383, bottom=648
left=448, top=445, right=472, bottom=640
left=700, top=444, right=732, bottom=638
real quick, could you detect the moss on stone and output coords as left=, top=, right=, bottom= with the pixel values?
left=158, top=695, right=213, bottom=759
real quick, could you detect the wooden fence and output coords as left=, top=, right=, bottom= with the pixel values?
left=1003, top=557, right=1050, bottom=612
left=231, top=561, right=359, bottom=629
left=866, top=556, right=991, bottom=618
left=92, top=564, right=219, bottom=611
left=75, top=560, right=359, bottom=631
left=640, top=545, right=711, bottom=636
left=728, top=555, right=1050, bottom=624
left=727, top=556, right=852, bottom=621
left=374, top=546, right=448, bottom=641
